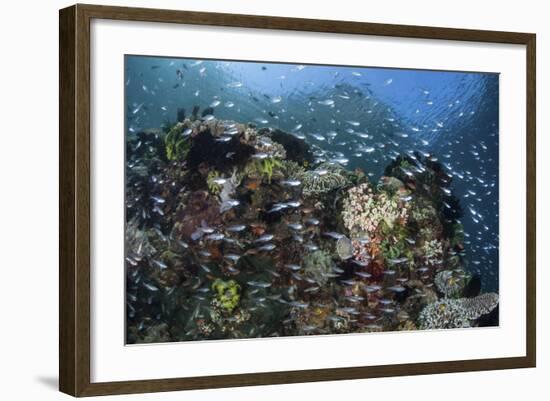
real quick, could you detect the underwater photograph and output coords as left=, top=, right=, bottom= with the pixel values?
left=124, top=55, right=499, bottom=344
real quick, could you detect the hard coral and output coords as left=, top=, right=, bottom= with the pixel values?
left=418, top=293, right=499, bottom=330
left=295, top=162, right=351, bottom=196
left=342, top=183, right=409, bottom=237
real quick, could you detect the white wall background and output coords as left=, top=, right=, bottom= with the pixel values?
left=0, top=0, right=546, bottom=400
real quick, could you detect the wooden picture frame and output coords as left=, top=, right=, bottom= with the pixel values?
left=59, top=3, right=536, bottom=397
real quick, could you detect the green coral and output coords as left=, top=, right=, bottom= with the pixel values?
left=260, top=157, right=283, bottom=183
left=207, top=170, right=222, bottom=195
left=212, top=279, right=241, bottom=312
left=303, top=250, right=334, bottom=286
left=280, top=160, right=306, bottom=178
left=164, top=123, right=190, bottom=161
left=242, top=157, right=283, bottom=183
left=380, top=238, right=403, bottom=260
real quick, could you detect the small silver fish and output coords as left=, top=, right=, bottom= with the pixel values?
left=220, top=199, right=240, bottom=213
left=310, top=133, right=326, bottom=141
left=151, top=260, right=167, bottom=269
left=323, top=232, right=344, bottom=239
left=143, top=283, right=159, bottom=292
left=251, top=152, right=269, bottom=159
left=255, top=234, right=274, bottom=242
left=226, top=81, right=243, bottom=88
left=212, top=178, right=227, bottom=185
left=281, top=180, right=301, bottom=187
left=247, top=280, right=272, bottom=288
left=226, top=224, right=246, bottom=232
left=258, top=243, right=276, bottom=251
left=205, top=233, right=224, bottom=241
left=224, top=254, right=241, bottom=262
left=287, top=223, right=303, bottom=231
left=387, top=257, right=408, bottom=264
left=150, top=195, right=165, bottom=204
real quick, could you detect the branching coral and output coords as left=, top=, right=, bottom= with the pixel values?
left=342, top=183, right=409, bottom=237
left=422, top=239, right=444, bottom=266
left=350, top=238, right=372, bottom=266
left=417, top=293, right=499, bottom=329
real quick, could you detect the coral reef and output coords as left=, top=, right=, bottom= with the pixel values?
left=125, top=116, right=498, bottom=344
left=303, top=250, right=335, bottom=286
left=342, top=182, right=409, bottom=237
left=211, top=279, right=241, bottom=312
left=270, top=129, right=314, bottom=166
left=125, top=217, right=156, bottom=262
left=164, top=122, right=191, bottom=161
left=422, top=239, right=444, bottom=266
left=418, top=293, right=499, bottom=330
left=336, top=236, right=354, bottom=260
left=434, top=269, right=470, bottom=298
left=295, top=162, right=351, bottom=196
left=206, top=170, right=222, bottom=195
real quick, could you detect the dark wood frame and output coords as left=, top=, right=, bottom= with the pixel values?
left=59, top=3, right=536, bottom=397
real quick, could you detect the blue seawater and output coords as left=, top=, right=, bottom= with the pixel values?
left=126, top=56, right=498, bottom=293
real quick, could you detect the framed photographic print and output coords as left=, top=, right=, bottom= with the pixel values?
left=59, top=4, right=536, bottom=397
